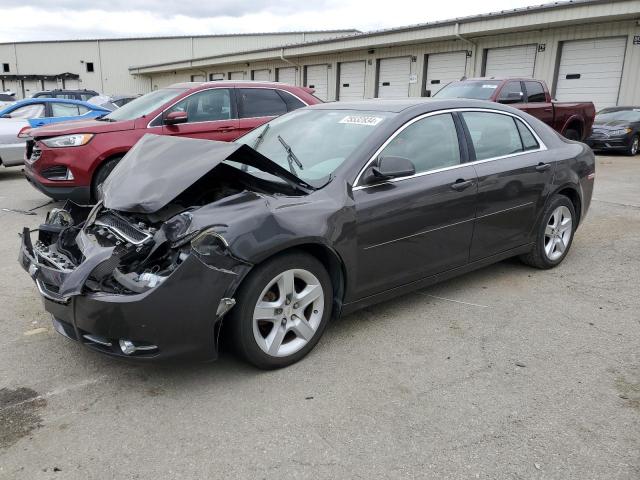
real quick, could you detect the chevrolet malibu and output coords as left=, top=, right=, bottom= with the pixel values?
left=19, top=99, right=595, bottom=369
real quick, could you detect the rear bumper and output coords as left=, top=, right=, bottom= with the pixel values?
left=23, top=166, right=91, bottom=203
left=0, top=142, right=25, bottom=166
left=19, top=229, right=239, bottom=361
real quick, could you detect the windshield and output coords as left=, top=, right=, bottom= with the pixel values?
left=596, top=109, right=640, bottom=123
left=233, top=109, right=393, bottom=184
left=434, top=81, right=501, bottom=100
left=104, top=88, right=187, bottom=121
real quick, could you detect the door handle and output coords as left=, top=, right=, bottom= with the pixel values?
left=535, top=162, right=551, bottom=172
left=215, top=126, right=235, bottom=131
left=450, top=179, right=474, bottom=191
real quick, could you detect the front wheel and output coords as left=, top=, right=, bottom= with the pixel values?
left=91, top=156, right=122, bottom=202
left=564, top=128, right=580, bottom=141
left=520, top=195, right=576, bottom=269
left=229, top=251, right=332, bottom=369
left=627, top=135, right=639, bottom=156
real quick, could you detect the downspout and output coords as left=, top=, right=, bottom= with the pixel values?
left=280, top=48, right=301, bottom=83
left=454, top=22, right=477, bottom=78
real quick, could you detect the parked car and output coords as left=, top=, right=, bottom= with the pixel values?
left=0, top=92, right=16, bottom=109
left=0, top=98, right=110, bottom=169
left=88, top=94, right=141, bottom=111
left=586, top=107, right=640, bottom=156
left=23, top=81, right=320, bottom=202
left=434, top=78, right=595, bottom=141
left=31, top=89, right=99, bottom=101
left=19, top=99, right=595, bottom=368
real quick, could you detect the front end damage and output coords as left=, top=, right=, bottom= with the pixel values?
left=19, top=200, right=251, bottom=360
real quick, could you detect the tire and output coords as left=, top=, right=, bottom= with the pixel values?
left=627, top=135, right=639, bottom=156
left=91, top=156, right=122, bottom=202
left=229, top=251, right=332, bottom=369
left=520, top=194, right=576, bottom=269
left=564, top=128, right=580, bottom=141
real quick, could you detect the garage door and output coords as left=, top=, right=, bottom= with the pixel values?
left=338, top=61, right=366, bottom=101
left=425, top=51, right=468, bottom=96
left=377, top=57, right=411, bottom=98
left=43, top=79, right=59, bottom=90
left=190, top=74, right=205, bottom=82
left=305, top=65, right=329, bottom=101
left=555, top=37, right=626, bottom=110
left=209, top=73, right=224, bottom=81
left=22, top=79, right=41, bottom=97
left=252, top=69, right=270, bottom=81
left=63, top=79, right=80, bottom=90
left=277, top=67, right=296, bottom=85
left=484, top=45, right=537, bottom=78
left=229, top=71, right=245, bottom=80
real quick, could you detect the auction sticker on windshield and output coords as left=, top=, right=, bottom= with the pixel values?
left=482, top=84, right=498, bottom=89
left=339, top=115, right=384, bottom=126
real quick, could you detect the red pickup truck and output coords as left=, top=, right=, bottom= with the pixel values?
left=434, top=78, right=595, bottom=141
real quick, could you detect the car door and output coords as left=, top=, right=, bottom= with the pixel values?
left=353, top=112, right=478, bottom=298
left=459, top=110, right=554, bottom=261
left=235, top=88, right=289, bottom=137
left=161, top=88, right=239, bottom=142
left=520, top=81, right=554, bottom=126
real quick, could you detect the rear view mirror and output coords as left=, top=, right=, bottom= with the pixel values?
left=164, top=111, right=188, bottom=125
left=364, top=156, right=415, bottom=184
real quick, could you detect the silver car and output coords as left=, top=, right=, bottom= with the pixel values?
left=0, top=117, right=29, bottom=168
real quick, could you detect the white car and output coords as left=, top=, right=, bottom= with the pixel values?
left=0, top=92, right=16, bottom=109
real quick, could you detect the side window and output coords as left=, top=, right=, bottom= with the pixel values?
left=238, top=88, right=287, bottom=118
left=379, top=113, right=461, bottom=174
left=8, top=104, right=46, bottom=119
left=462, top=112, right=524, bottom=160
left=80, top=93, right=94, bottom=101
left=77, top=105, right=90, bottom=114
left=51, top=103, right=81, bottom=117
left=524, top=81, right=546, bottom=103
left=497, top=82, right=524, bottom=104
left=166, top=88, right=231, bottom=122
left=515, top=119, right=540, bottom=151
left=276, top=90, right=306, bottom=112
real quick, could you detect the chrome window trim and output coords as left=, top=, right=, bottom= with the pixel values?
left=146, top=87, right=309, bottom=129
left=352, top=107, right=547, bottom=191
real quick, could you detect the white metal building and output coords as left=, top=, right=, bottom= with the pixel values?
left=128, top=0, right=640, bottom=110
left=0, top=30, right=358, bottom=98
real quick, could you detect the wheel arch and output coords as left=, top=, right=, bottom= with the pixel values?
left=90, top=152, right=125, bottom=201
left=551, top=183, right=582, bottom=226
left=561, top=115, right=584, bottom=139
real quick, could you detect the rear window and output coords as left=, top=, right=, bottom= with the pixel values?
left=238, top=88, right=288, bottom=118
left=434, top=81, right=501, bottom=100
left=525, top=81, right=546, bottom=102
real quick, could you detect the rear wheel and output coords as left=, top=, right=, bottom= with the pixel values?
left=564, top=128, right=580, bottom=141
left=627, top=135, right=639, bottom=156
left=91, top=156, right=122, bottom=202
left=229, top=251, right=332, bottom=369
left=520, top=194, right=576, bottom=269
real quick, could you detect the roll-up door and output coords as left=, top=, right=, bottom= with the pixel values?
left=424, top=51, right=468, bottom=96
left=190, top=74, right=205, bottom=82
left=555, top=37, right=626, bottom=110
left=252, top=69, right=270, bottom=81
left=209, top=73, right=224, bottom=81
left=276, top=67, right=296, bottom=85
left=338, top=61, right=366, bottom=101
left=305, top=64, right=329, bottom=101
left=377, top=57, right=411, bottom=98
left=484, top=45, right=537, bottom=78
left=229, top=71, right=245, bottom=80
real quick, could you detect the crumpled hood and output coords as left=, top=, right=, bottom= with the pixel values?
left=102, top=134, right=313, bottom=214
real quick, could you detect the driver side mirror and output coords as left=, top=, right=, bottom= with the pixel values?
left=364, top=156, right=415, bottom=184
left=164, top=111, right=188, bottom=125
left=498, top=91, right=523, bottom=104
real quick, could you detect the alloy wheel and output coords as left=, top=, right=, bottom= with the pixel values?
left=632, top=137, right=639, bottom=155
left=252, top=269, right=325, bottom=357
left=544, top=205, right=573, bottom=261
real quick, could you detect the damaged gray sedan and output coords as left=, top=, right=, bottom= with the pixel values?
left=19, top=100, right=595, bottom=368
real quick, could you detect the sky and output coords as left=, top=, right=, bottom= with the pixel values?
left=0, top=0, right=550, bottom=42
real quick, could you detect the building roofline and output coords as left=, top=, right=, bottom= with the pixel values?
left=129, top=0, right=636, bottom=72
left=0, top=29, right=360, bottom=46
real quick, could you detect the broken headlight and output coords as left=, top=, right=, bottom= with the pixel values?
left=191, top=228, right=229, bottom=257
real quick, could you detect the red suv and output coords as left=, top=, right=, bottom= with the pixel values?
left=24, top=81, right=320, bottom=203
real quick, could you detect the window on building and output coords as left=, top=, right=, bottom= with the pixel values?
left=524, top=81, right=546, bottom=102
left=238, top=88, right=287, bottom=118
left=2, top=63, right=9, bottom=73
left=462, top=112, right=527, bottom=160
left=86, top=62, right=94, bottom=73
left=380, top=113, right=461, bottom=174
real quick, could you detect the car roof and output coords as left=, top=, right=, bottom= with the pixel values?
left=168, top=81, right=309, bottom=90
left=8, top=98, right=108, bottom=109
left=307, top=98, right=516, bottom=113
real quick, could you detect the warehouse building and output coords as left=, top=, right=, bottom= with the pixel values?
left=129, top=0, right=640, bottom=110
left=0, top=30, right=358, bottom=98
left=2, top=0, right=640, bottom=110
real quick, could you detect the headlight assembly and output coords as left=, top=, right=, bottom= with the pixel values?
left=191, top=228, right=229, bottom=256
left=42, top=133, right=94, bottom=148
left=608, top=128, right=632, bottom=137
